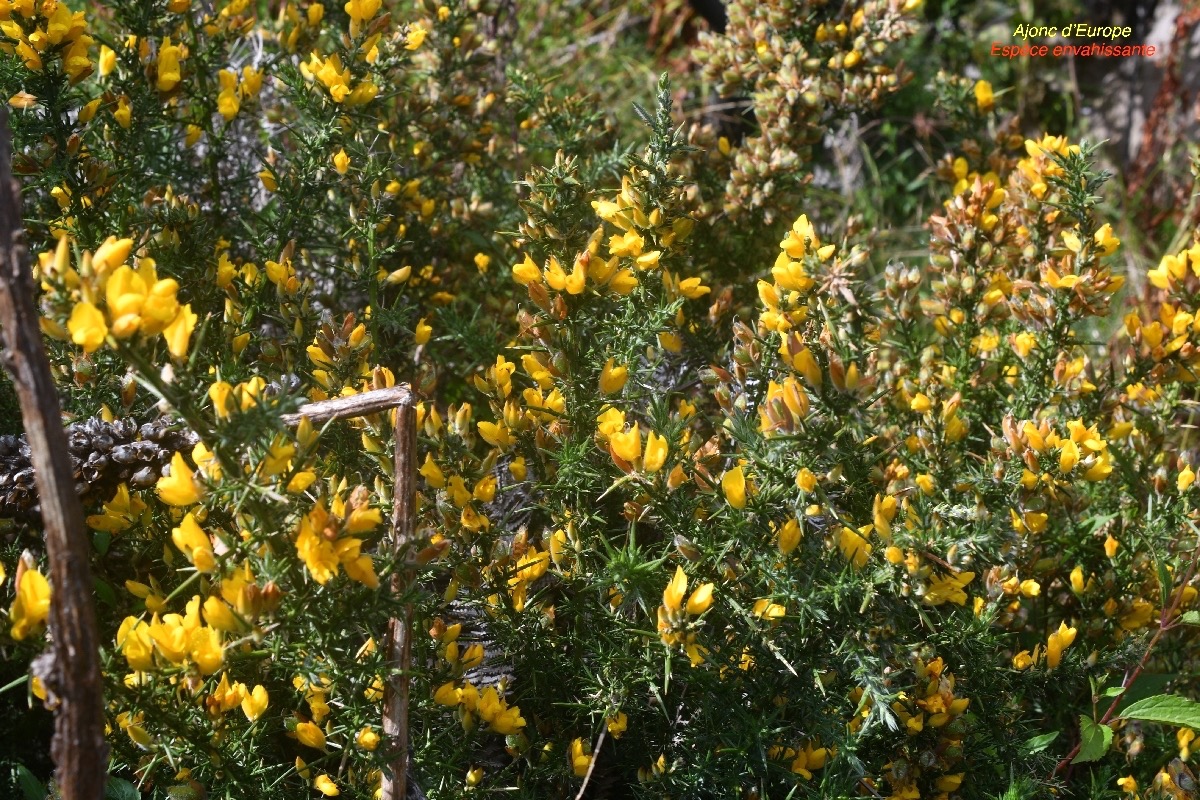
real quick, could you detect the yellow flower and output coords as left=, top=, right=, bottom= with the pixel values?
left=156, top=38, right=182, bottom=92
left=202, top=596, right=241, bottom=632
left=163, top=303, right=197, bottom=359
left=1070, top=566, right=1086, bottom=594
left=344, top=0, right=381, bottom=36
left=777, top=518, right=801, bottom=554
left=477, top=687, right=525, bottom=734
left=663, top=566, right=687, bottom=614
left=112, top=95, right=132, bottom=127
left=68, top=301, right=108, bottom=352
left=433, top=681, right=460, bottom=706
left=569, top=737, right=592, bottom=777
left=643, top=431, right=668, bottom=474
left=99, top=45, right=116, bottom=76
left=1094, top=223, right=1120, bottom=256
left=512, top=254, right=541, bottom=285
left=332, top=148, right=350, bottom=175
left=599, top=358, right=628, bottom=394
left=1180, top=464, right=1196, bottom=492
left=795, top=468, right=817, bottom=492
left=752, top=598, right=786, bottom=621
left=414, top=317, right=432, bottom=345
left=171, top=513, right=216, bottom=573
left=1116, top=776, right=1138, bottom=794
left=1178, top=727, right=1196, bottom=760
left=1012, top=650, right=1034, bottom=670
left=217, top=69, right=240, bottom=120
left=295, top=720, right=326, bottom=749
left=722, top=465, right=747, bottom=509
left=1011, top=332, right=1037, bottom=358
left=478, top=420, right=514, bottom=448
left=356, top=726, right=380, bottom=750
left=1059, top=439, right=1079, bottom=473
left=1149, top=251, right=1187, bottom=289
left=117, top=616, right=154, bottom=670
left=610, top=423, right=642, bottom=464
left=241, top=65, right=263, bottom=97
left=791, top=347, right=822, bottom=385
left=686, top=583, right=714, bottom=615
left=157, top=452, right=203, bottom=506
left=10, top=568, right=51, bottom=640
left=838, top=525, right=872, bottom=569
left=314, top=774, right=339, bottom=796
left=242, top=685, right=269, bottom=722
left=1045, top=621, right=1077, bottom=668
left=209, top=381, right=233, bottom=419
left=405, top=22, right=427, bottom=50
left=1104, top=534, right=1120, bottom=559
left=909, top=393, right=932, bottom=414
left=606, top=712, right=628, bottom=739
left=974, top=79, right=994, bottom=112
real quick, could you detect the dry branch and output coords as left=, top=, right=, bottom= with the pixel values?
left=0, top=107, right=107, bottom=800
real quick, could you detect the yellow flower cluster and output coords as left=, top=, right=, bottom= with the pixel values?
left=433, top=680, right=527, bottom=735
left=294, top=490, right=382, bottom=588
left=859, top=658, right=970, bottom=800
left=0, top=0, right=93, bottom=86
left=1012, top=621, right=1078, bottom=670
left=768, top=740, right=829, bottom=780
left=117, top=596, right=224, bottom=675
left=656, top=565, right=714, bottom=666
left=42, top=236, right=197, bottom=359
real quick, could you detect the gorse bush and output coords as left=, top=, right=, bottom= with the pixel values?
left=2, top=0, right=1200, bottom=799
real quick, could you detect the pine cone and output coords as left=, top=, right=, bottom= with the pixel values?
left=0, top=416, right=197, bottom=521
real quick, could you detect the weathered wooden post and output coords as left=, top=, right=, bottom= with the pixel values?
left=0, top=108, right=107, bottom=800
left=280, top=386, right=418, bottom=800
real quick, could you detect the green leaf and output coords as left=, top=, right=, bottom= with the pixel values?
left=1102, top=686, right=1125, bottom=698
left=1119, top=694, right=1200, bottom=728
left=1179, top=610, right=1200, bottom=626
left=14, top=765, right=46, bottom=800
left=1071, top=716, right=1113, bottom=764
left=93, top=579, right=117, bottom=608
left=631, top=103, right=654, bottom=128
left=92, top=531, right=111, bottom=556
left=1157, top=557, right=1172, bottom=611
left=1114, top=673, right=1177, bottom=715
left=1022, top=731, right=1059, bottom=754
left=104, top=777, right=139, bottom=800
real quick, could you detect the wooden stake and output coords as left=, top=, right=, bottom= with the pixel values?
left=382, top=402, right=418, bottom=800
left=0, top=108, right=107, bottom=799
left=281, top=386, right=420, bottom=798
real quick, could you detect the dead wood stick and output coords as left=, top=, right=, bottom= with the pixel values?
left=382, top=401, right=418, bottom=800
left=281, top=385, right=420, bottom=797
left=0, top=108, right=107, bottom=799
left=280, top=385, right=413, bottom=426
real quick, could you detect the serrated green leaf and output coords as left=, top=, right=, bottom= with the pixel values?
left=1071, top=716, right=1113, bottom=764
left=1102, top=686, right=1124, bottom=698
left=1115, top=673, right=1177, bottom=715
left=1119, top=694, right=1200, bottom=728
left=1022, top=731, right=1059, bottom=753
